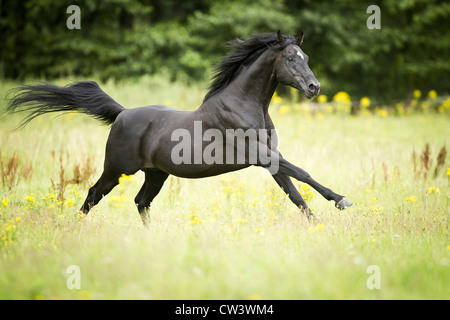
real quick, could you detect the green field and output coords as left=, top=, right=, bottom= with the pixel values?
left=0, top=78, right=449, bottom=299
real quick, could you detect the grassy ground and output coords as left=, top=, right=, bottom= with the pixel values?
left=0, top=78, right=449, bottom=299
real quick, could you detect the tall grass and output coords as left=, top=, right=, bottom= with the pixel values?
left=0, top=77, right=448, bottom=299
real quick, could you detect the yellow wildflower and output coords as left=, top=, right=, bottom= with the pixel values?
left=24, top=194, right=36, bottom=203
left=64, top=198, right=74, bottom=207
left=279, top=105, right=291, bottom=115
left=427, top=187, right=440, bottom=195
left=272, top=91, right=283, bottom=104
left=237, top=219, right=248, bottom=224
left=2, top=198, right=8, bottom=207
left=118, top=174, right=135, bottom=184
left=333, top=91, right=351, bottom=103
left=405, top=196, right=416, bottom=202
left=440, top=98, right=450, bottom=112
left=189, top=217, right=202, bottom=225
left=375, top=108, right=388, bottom=118
left=109, top=195, right=130, bottom=208
left=427, top=90, right=437, bottom=99
left=317, top=95, right=327, bottom=103
left=251, top=200, right=259, bottom=207
left=333, top=91, right=352, bottom=114
left=298, top=183, right=314, bottom=203
left=78, top=290, right=92, bottom=300
left=188, top=211, right=202, bottom=225
left=395, top=102, right=405, bottom=115
left=308, top=224, right=325, bottom=234
left=188, top=211, right=198, bottom=219
left=413, top=90, right=421, bottom=99
left=222, top=186, right=233, bottom=194
left=360, top=96, right=371, bottom=109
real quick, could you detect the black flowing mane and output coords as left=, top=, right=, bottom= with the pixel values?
left=203, top=33, right=299, bottom=102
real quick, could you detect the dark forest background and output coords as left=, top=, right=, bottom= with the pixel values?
left=1, top=0, right=449, bottom=103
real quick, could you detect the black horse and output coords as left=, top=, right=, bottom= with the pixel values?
left=7, top=31, right=353, bottom=224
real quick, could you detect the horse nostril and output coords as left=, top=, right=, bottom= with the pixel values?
left=309, top=84, right=317, bottom=92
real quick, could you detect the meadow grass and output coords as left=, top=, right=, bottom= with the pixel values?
left=0, top=78, right=449, bottom=300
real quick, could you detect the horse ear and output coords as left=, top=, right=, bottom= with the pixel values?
left=277, top=30, right=285, bottom=44
left=297, top=31, right=304, bottom=45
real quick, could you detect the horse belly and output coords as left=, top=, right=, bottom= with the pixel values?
left=156, top=161, right=250, bottom=179
left=143, top=138, right=248, bottom=178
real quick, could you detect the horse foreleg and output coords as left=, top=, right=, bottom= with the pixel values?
left=256, top=143, right=353, bottom=210
left=277, top=157, right=353, bottom=210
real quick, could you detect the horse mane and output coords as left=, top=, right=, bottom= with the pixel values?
left=203, top=32, right=299, bottom=103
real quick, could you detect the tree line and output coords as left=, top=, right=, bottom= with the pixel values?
left=1, top=0, right=448, bottom=103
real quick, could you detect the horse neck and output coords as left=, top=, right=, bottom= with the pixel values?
left=201, top=49, right=279, bottom=118
left=228, top=49, right=279, bottom=112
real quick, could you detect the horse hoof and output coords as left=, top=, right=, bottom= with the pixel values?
left=299, top=206, right=313, bottom=218
left=335, top=197, right=353, bottom=210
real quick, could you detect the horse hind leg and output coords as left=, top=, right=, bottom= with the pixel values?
left=80, top=172, right=121, bottom=214
left=272, top=172, right=313, bottom=218
left=135, top=169, right=169, bottom=225
left=81, top=181, right=98, bottom=214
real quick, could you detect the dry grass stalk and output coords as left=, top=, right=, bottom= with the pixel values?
left=433, top=146, right=447, bottom=178
left=412, top=149, right=417, bottom=176
left=0, top=152, right=33, bottom=190
left=70, top=155, right=96, bottom=186
left=51, top=151, right=96, bottom=201
left=420, top=143, right=431, bottom=181
left=168, top=176, right=181, bottom=206
left=413, top=143, right=447, bottom=181
left=382, top=161, right=388, bottom=183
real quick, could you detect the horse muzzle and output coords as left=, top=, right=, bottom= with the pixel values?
left=306, top=82, right=320, bottom=99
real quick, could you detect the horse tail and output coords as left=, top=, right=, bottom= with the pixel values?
left=6, top=81, right=125, bottom=128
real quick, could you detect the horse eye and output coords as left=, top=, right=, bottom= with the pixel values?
left=287, top=57, right=293, bottom=61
